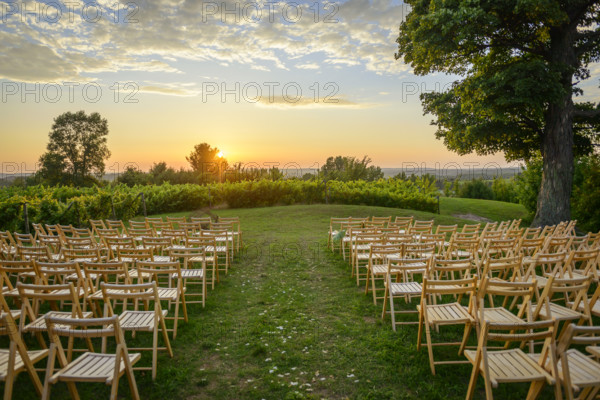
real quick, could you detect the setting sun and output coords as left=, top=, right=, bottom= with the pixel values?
left=217, top=151, right=224, bottom=158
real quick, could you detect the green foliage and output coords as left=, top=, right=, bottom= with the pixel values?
left=0, top=179, right=438, bottom=230
left=186, top=143, right=227, bottom=182
left=321, top=156, right=384, bottom=182
left=491, top=177, right=519, bottom=203
left=515, top=155, right=600, bottom=231
left=514, top=158, right=544, bottom=220
left=38, top=111, right=111, bottom=186
left=118, top=166, right=151, bottom=187
left=572, top=155, right=600, bottom=232
left=458, top=179, right=493, bottom=200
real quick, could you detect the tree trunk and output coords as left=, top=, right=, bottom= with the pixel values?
left=532, top=28, right=576, bottom=227
left=532, top=98, right=574, bottom=227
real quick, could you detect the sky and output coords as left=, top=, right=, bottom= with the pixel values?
left=1, top=0, right=578, bottom=177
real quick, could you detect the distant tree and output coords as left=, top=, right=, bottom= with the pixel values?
left=38, top=111, right=110, bottom=186
left=396, top=0, right=600, bottom=226
left=186, top=143, right=228, bottom=182
left=118, top=165, right=149, bottom=187
left=321, top=156, right=383, bottom=182
left=459, top=179, right=494, bottom=200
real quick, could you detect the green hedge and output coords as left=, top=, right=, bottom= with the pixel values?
left=0, top=179, right=437, bottom=231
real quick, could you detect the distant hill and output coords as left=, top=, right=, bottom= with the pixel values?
left=0, top=167, right=522, bottom=187
left=381, top=167, right=521, bottom=180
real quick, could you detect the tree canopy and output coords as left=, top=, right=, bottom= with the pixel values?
left=38, top=111, right=110, bottom=186
left=396, top=0, right=600, bottom=226
left=186, top=143, right=228, bottom=182
left=321, top=156, right=384, bottom=182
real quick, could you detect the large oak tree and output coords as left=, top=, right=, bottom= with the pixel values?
left=39, top=111, right=110, bottom=186
left=396, top=0, right=600, bottom=226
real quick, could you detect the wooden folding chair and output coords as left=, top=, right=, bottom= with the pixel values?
left=42, top=314, right=141, bottom=400
left=166, top=216, right=187, bottom=229
left=17, top=282, right=94, bottom=361
left=169, top=246, right=208, bottom=305
left=365, top=244, right=402, bottom=304
left=0, top=310, right=48, bottom=399
left=101, top=281, right=173, bottom=380
left=219, top=216, right=243, bottom=253
left=190, top=216, right=212, bottom=229
left=14, top=233, right=36, bottom=247
left=38, top=235, right=62, bottom=256
left=465, top=319, right=560, bottom=400
left=0, top=260, right=40, bottom=303
left=136, top=261, right=188, bottom=339
left=382, top=255, right=431, bottom=330
left=141, top=236, right=174, bottom=262
left=564, top=248, right=600, bottom=282
left=351, top=233, right=384, bottom=285
left=558, top=324, right=600, bottom=400
left=475, top=277, right=537, bottom=339
left=0, top=232, right=18, bottom=260
left=17, top=245, right=59, bottom=263
left=105, top=219, right=128, bottom=236
left=199, top=229, right=231, bottom=275
left=82, top=261, right=132, bottom=312
left=179, top=222, right=202, bottom=237
left=532, top=274, right=594, bottom=331
left=61, top=247, right=105, bottom=264
left=410, top=220, right=434, bottom=235
left=417, top=276, right=478, bottom=374
left=480, top=255, right=523, bottom=281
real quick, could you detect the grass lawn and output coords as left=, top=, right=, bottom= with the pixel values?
left=8, top=202, right=548, bottom=399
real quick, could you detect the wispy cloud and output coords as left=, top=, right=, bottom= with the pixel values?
left=296, top=63, right=320, bottom=70
left=255, top=96, right=374, bottom=109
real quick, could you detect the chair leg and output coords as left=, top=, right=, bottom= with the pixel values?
left=459, top=323, right=473, bottom=355
left=465, top=362, right=480, bottom=400
left=202, top=276, right=206, bottom=308
left=425, top=320, right=435, bottom=375
left=389, top=291, right=397, bottom=332
left=152, top=321, right=158, bottom=380
left=371, top=273, right=379, bottom=305
left=381, top=285, right=388, bottom=320
left=109, top=374, right=120, bottom=400
left=160, top=314, right=173, bottom=358
left=525, top=381, right=545, bottom=400
left=173, top=298, right=179, bottom=340
left=4, top=344, right=15, bottom=400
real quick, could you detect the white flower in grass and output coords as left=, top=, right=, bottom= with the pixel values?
left=265, top=358, right=272, bottom=362
left=347, top=374, right=355, bottom=378
left=277, top=326, right=284, bottom=330
left=290, top=382, right=298, bottom=386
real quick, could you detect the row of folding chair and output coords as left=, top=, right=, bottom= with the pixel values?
left=0, top=254, right=206, bottom=398
left=332, top=216, right=600, bottom=399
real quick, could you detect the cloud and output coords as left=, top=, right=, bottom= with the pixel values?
left=255, top=96, right=373, bottom=109
left=297, top=62, right=320, bottom=70
left=0, top=0, right=411, bottom=85
left=139, top=81, right=200, bottom=96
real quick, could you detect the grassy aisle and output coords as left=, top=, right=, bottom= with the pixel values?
left=13, top=203, right=547, bottom=399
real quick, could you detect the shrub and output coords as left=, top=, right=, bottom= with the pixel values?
left=0, top=179, right=438, bottom=231
left=458, top=179, right=494, bottom=200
